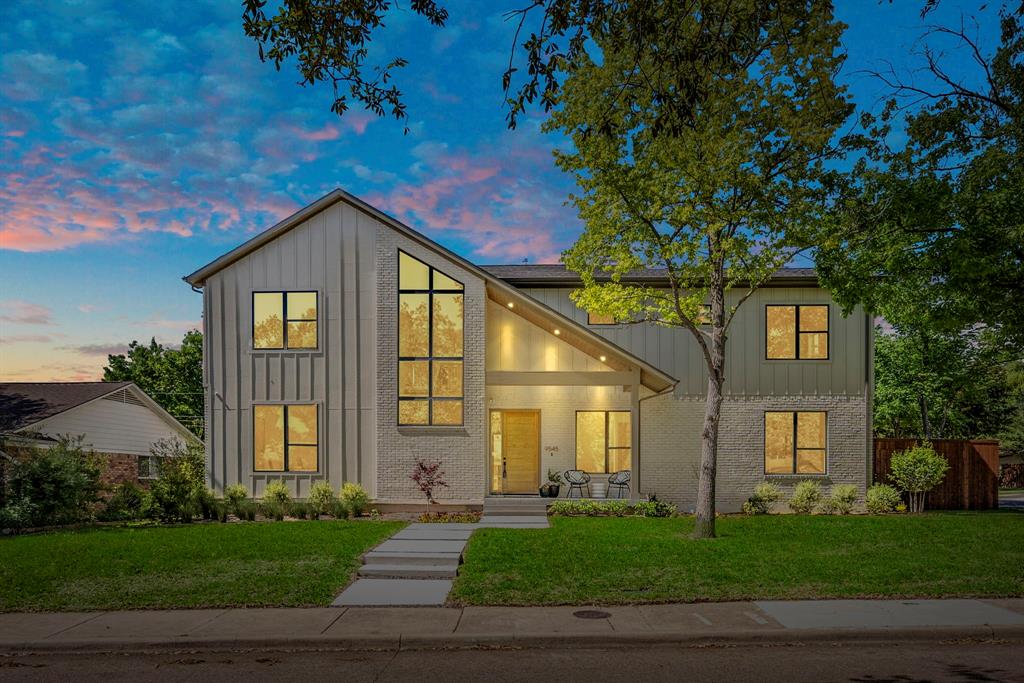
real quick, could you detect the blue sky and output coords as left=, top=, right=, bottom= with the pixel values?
left=0, top=1, right=997, bottom=380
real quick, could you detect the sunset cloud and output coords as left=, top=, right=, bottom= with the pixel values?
left=0, top=300, right=54, bottom=326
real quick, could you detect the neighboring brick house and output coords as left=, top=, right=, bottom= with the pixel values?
left=0, top=382, right=198, bottom=487
left=185, top=188, right=873, bottom=511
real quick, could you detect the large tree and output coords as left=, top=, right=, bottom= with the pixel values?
left=547, top=2, right=851, bottom=538
left=817, top=4, right=1024, bottom=349
left=103, top=331, right=204, bottom=437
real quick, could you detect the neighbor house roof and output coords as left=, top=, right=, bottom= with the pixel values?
left=0, top=382, right=132, bottom=432
left=482, top=264, right=819, bottom=287
left=184, top=188, right=678, bottom=392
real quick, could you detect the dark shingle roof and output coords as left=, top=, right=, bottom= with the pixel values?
left=481, top=265, right=817, bottom=286
left=0, top=382, right=131, bottom=432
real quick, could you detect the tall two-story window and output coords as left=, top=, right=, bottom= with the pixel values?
left=764, top=411, right=826, bottom=475
left=765, top=305, right=828, bottom=359
left=253, top=292, right=318, bottom=349
left=398, top=251, right=464, bottom=425
left=253, top=404, right=318, bottom=472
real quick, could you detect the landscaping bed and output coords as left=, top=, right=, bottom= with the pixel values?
left=0, top=520, right=403, bottom=612
left=450, top=512, right=1024, bottom=605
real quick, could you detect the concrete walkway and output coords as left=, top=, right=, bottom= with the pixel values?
left=334, top=499, right=549, bottom=607
left=1, top=599, right=1022, bottom=652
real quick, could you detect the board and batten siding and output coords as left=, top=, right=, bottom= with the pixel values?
left=519, top=287, right=871, bottom=398
left=32, top=397, right=188, bottom=456
left=202, top=201, right=378, bottom=498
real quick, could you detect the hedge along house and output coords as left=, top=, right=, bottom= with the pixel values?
left=185, top=189, right=873, bottom=512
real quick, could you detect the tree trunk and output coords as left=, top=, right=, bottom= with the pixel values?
left=693, top=277, right=726, bottom=540
left=918, top=394, right=931, bottom=441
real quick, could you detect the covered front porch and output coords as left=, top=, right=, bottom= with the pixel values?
left=482, top=282, right=676, bottom=501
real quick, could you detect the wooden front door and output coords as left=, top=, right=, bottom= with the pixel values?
left=495, top=410, right=540, bottom=494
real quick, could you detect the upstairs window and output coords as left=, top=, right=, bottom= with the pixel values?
left=587, top=312, right=616, bottom=325
left=253, top=404, right=318, bottom=472
left=766, top=305, right=828, bottom=359
left=398, top=251, right=464, bottom=425
left=764, top=411, right=826, bottom=475
left=253, top=291, right=317, bottom=349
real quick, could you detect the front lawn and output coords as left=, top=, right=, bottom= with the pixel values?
left=0, top=520, right=404, bottom=612
left=451, top=513, right=1024, bottom=605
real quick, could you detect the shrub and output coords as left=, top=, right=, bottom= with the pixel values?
left=262, top=482, right=291, bottom=506
left=821, top=484, right=858, bottom=515
left=888, top=444, right=949, bottom=513
left=340, top=482, right=370, bottom=516
left=742, top=481, right=781, bottom=515
left=195, top=488, right=219, bottom=520
left=548, top=500, right=632, bottom=516
left=224, top=484, right=249, bottom=514
left=146, top=439, right=206, bottom=523
left=633, top=495, right=677, bottom=517
left=330, top=498, right=350, bottom=519
left=418, top=511, right=481, bottom=523
left=410, top=459, right=448, bottom=504
left=237, top=500, right=258, bottom=521
left=306, top=481, right=335, bottom=518
left=789, top=480, right=823, bottom=514
left=260, top=500, right=286, bottom=521
left=1, top=436, right=102, bottom=528
left=865, top=483, right=902, bottom=514
left=291, top=502, right=311, bottom=519
left=99, top=482, right=146, bottom=522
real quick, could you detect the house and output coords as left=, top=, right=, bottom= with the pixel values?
left=184, top=189, right=872, bottom=512
left=0, top=382, right=198, bottom=485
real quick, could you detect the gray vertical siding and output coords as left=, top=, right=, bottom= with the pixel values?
left=204, top=202, right=377, bottom=497
left=520, top=287, right=871, bottom=398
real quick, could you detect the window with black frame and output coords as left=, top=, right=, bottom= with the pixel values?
left=397, top=251, right=464, bottom=425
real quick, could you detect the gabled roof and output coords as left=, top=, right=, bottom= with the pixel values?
left=0, top=381, right=198, bottom=443
left=184, top=188, right=678, bottom=392
left=482, top=264, right=819, bottom=287
left=0, top=382, right=131, bottom=432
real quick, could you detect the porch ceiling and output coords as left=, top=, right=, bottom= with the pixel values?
left=484, top=284, right=676, bottom=393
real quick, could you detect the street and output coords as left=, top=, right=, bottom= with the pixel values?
left=2, top=640, right=1023, bottom=682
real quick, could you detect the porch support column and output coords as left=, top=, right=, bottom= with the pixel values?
left=629, top=371, right=641, bottom=500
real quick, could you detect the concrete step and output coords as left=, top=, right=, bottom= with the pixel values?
left=362, top=550, right=463, bottom=566
left=480, top=507, right=547, bottom=516
left=358, top=564, right=459, bottom=579
left=332, top=579, right=453, bottom=606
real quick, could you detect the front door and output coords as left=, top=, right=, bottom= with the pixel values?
left=490, top=410, right=540, bottom=494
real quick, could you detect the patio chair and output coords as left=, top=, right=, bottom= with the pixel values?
left=608, top=470, right=631, bottom=499
left=563, top=470, right=591, bottom=499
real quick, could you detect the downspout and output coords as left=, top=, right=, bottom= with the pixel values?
left=637, top=381, right=679, bottom=499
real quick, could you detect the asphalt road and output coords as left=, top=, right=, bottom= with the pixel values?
left=2, top=640, right=1023, bottom=682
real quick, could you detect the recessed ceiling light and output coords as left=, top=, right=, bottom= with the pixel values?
left=600, top=355, right=606, bottom=362
left=507, top=302, right=514, bottom=308
left=553, top=329, right=561, bottom=336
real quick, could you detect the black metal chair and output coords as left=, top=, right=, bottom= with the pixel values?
left=608, top=470, right=631, bottom=499
left=564, top=470, right=591, bottom=499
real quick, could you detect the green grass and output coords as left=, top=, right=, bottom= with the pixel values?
left=0, top=521, right=404, bottom=612
left=450, top=513, right=1024, bottom=606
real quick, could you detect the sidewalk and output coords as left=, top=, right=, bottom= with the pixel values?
left=1, top=599, right=1022, bottom=652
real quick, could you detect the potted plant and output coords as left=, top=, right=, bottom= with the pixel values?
left=544, top=469, right=563, bottom=498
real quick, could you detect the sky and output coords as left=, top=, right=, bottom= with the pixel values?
left=0, top=0, right=999, bottom=381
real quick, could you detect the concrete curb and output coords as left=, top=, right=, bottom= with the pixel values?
left=3, top=624, right=1023, bottom=655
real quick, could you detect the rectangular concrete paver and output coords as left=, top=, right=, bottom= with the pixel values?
left=192, top=608, right=343, bottom=638
left=333, top=579, right=453, bottom=607
left=47, top=609, right=227, bottom=641
left=0, top=612, right=103, bottom=643
left=391, top=527, right=476, bottom=541
left=756, top=599, right=1024, bottom=630
left=373, top=539, right=468, bottom=554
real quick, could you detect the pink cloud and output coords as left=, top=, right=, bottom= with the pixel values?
left=0, top=299, right=54, bottom=325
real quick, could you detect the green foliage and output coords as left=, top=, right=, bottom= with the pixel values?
left=418, top=511, right=481, bottom=523
left=742, top=482, right=782, bottom=515
left=889, top=444, right=949, bottom=512
left=103, top=330, right=204, bottom=437
left=330, top=498, right=350, bottom=520
left=146, top=438, right=207, bottom=524
left=223, top=483, right=249, bottom=515
left=99, top=483, right=146, bottom=522
left=339, top=482, right=369, bottom=516
left=237, top=500, right=258, bottom=522
left=547, top=469, right=564, bottom=485
left=291, top=502, right=311, bottom=520
left=0, top=436, right=103, bottom=529
left=866, top=484, right=903, bottom=514
left=632, top=498, right=677, bottom=518
left=547, top=499, right=629, bottom=516
left=260, top=500, right=287, bottom=521
left=789, top=481, right=823, bottom=514
left=262, top=482, right=291, bottom=506
left=821, top=484, right=859, bottom=515
left=308, top=481, right=336, bottom=517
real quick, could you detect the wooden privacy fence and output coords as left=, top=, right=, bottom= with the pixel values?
left=873, top=438, right=1000, bottom=510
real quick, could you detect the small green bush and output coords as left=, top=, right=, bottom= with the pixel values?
left=889, top=444, right=949, bottom=513
left=99, top=482, right=146, bottom=521
left=340, top=482, right=370, bottom=516
left=330, top=498, right=350, bottom=519
left=548, top=500, right=633, bottom=516
left=418, top=511, right=481, bottom=523
left=632, top=496, right=677, bottom=517
left=0, top=497, right=38, bottom=532
left=145, top=439, right=206, bottom=524
left=1, top=436, right=103, bottom=528
left=237, top=500, right=258, bottom=521
left=260, top=500, right=286, bottom=521
left=821, top=484, right=858, bottom=515
left=742, top=481, right=781, bottom=515
left=308, top=482, right=336, bottom=517
left=291, top=502, right=311, bottom=519
left=789, top=480, right=823, bottom=514
left=224, top=483, right=248, bottom=513
left=865, top=483, right=902, bottom=514
left=262, top=482, right=291, bottom=505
